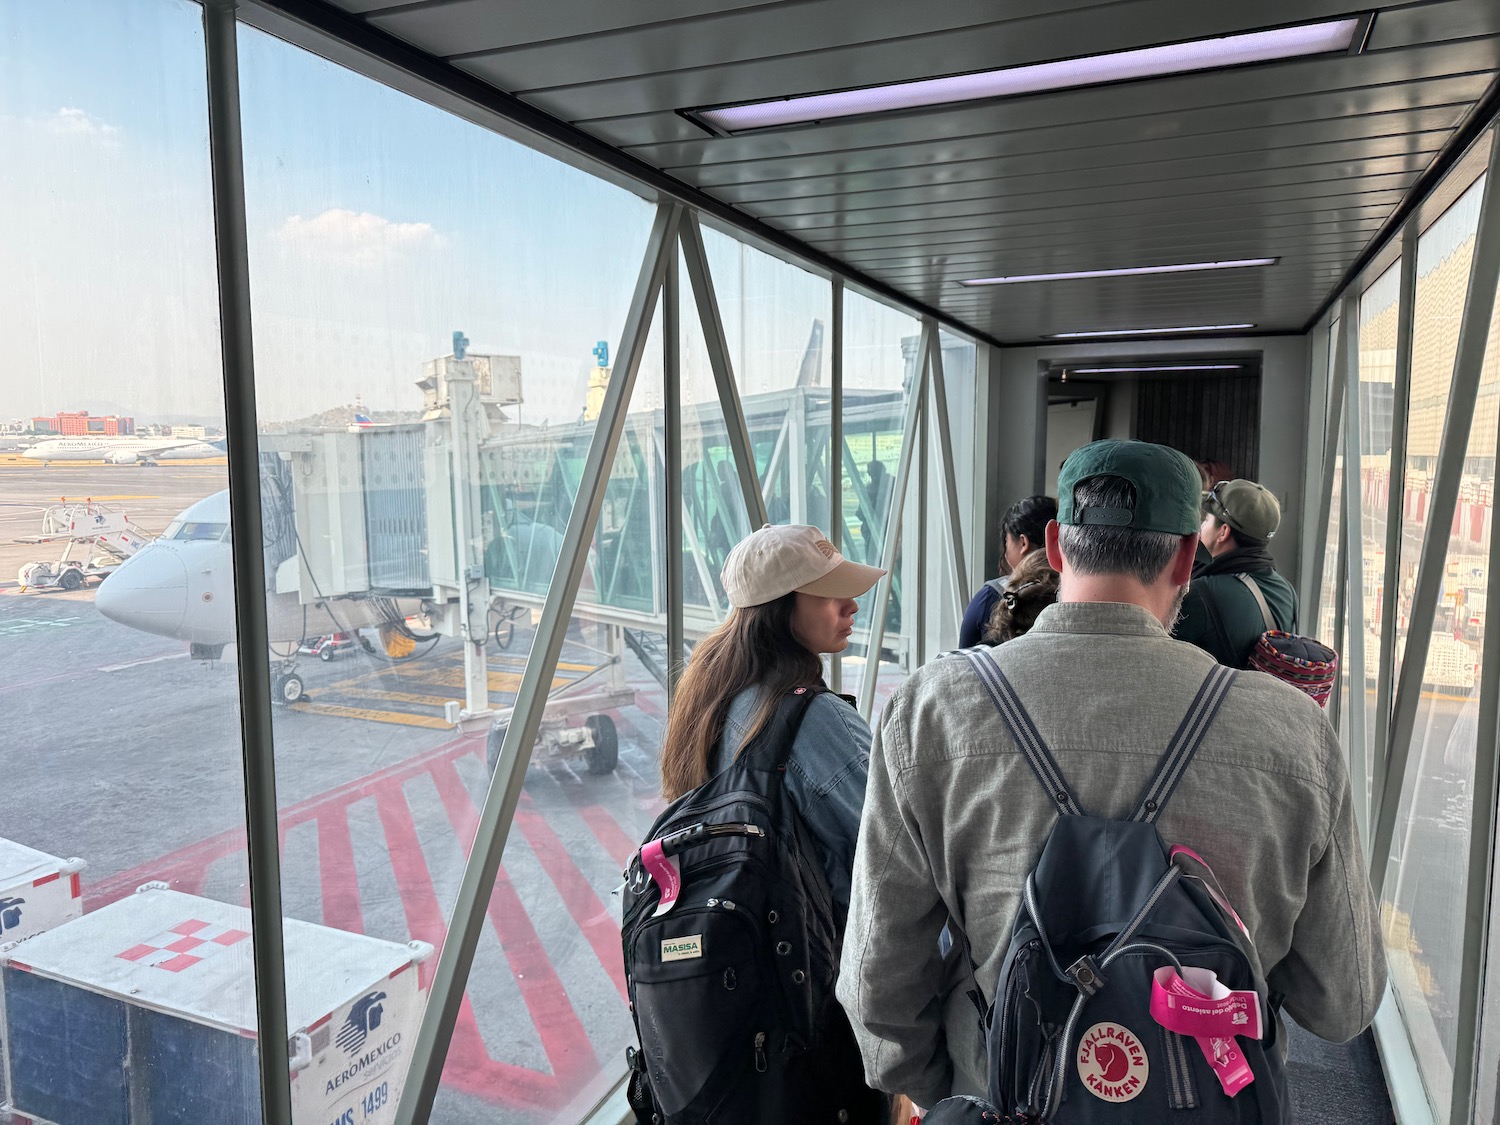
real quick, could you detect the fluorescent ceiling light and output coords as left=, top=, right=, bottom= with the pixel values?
left=960, top=258, right=1276, bottom=286
left=1069, top=365, right=1242, bottom=373
left=693, top=17, right=1366, bottom=134
left=1048, top=324, right=1255, bottom=338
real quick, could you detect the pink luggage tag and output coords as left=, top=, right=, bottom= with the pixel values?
left=1150, top=965, right=1262, bottom=1096
left=639, top=839, right=681, bottom=917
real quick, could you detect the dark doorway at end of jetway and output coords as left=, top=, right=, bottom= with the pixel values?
left=1044, top=357, right=1262, bottom=497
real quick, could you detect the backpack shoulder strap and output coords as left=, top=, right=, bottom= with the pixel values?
left=1130, top=665, right=1237, bottom=823
left=1235, top=572, right=1278, bottom=632
left=959, top=647, right=1085, bottom=816
left=737, top=684, right=826, bottom=771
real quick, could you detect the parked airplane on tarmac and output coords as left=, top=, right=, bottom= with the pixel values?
left=95, top=490, right=425, bottom=701
left=23, top=435, right=227, bottom=464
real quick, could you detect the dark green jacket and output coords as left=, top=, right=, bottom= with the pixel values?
left=1174, top=546, right=1300, bottom=669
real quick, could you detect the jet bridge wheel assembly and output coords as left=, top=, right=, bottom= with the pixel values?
left=484, top=707, right=625, bottom=776
left=583, top=714, right=618, bottom=774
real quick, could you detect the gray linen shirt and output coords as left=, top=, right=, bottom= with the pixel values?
left=836, top=601, right=1385, bottom=1108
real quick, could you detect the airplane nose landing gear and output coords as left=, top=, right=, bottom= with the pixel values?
left=271, top=659, right=307, bottom=705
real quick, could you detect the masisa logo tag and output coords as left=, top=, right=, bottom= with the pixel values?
left=660, top=935, right=703, bottom=962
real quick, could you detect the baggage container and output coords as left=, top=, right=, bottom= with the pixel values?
left=0, top=839, right=85, bottom=1111
left=0, top=839, right=85, bottom=947
left=1, top=885, right=430, bottom=1125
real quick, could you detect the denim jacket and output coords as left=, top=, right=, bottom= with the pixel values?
left=714, top=685, right=871, bottom=914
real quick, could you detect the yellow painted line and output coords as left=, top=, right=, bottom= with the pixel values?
left=489, top=654, right=596, bottom=673
left=408, top=667, right=574, bottom=693
left=349, top=687, right=459, bottom=708
left=289, top=701, right=451, bottom=729
left=18, top=494, right=161, bottom=501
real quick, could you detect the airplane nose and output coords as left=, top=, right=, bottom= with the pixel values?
left=96, top=546, right=189, bottom=638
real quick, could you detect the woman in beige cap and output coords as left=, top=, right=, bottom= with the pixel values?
left=658, top=523, right=884, bottom=915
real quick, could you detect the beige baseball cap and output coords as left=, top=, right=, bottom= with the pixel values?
left=722, top=524, right=886, bottom=608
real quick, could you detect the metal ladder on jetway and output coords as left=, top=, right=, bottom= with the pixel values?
left=623, top=628, right=686, bottom=690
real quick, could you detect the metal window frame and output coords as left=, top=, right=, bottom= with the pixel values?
left=926, top=320, right=970, bottom=614
left=1309, top=300, right=1352, bottom=632
left=394, top=201, right=683, bottom=1124
left=665, top=251, right=685, bottom=696
left=1298, top=315, right=1334, bottom=604
left=1339, top=309, right=1371, bottom=845
left=1374, top=222, right=1420, bottom=818
left=1447, top=128, right=1500, bottom=1125
left=201, top=4, right=293, bottom=1119
left=859, top=320, right=932, bottom=720
left=830, top=277, right=845, bottom=693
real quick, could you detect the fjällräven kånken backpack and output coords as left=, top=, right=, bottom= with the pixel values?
left=929, top=649, right=1289, bottom=1124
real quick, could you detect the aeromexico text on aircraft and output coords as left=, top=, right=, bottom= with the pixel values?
left=23, top=436, right=226, bottom=464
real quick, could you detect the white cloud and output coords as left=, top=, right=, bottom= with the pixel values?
left=40, top=106, right=120, bottom=141
left=275, top=208, right=443, bottom=265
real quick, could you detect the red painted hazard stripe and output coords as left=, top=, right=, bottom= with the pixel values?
left=427, top=758, right=598, bottom=1089
left=316, top=809, right=364, bottom=935
left=513, top=794, right=627, bottom=1002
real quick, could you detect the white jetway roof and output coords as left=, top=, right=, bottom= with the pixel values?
left=255, top=0, right=1499, bottom=343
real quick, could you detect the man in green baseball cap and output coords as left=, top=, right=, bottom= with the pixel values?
left=838, top=438, right=1383, bottom=1104
left=1174, top=477, right=1299, bottom=668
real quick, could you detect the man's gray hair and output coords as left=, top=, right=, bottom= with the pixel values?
left=1057, top=475, right=1183, bottom=585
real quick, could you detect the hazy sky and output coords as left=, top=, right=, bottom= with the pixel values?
left=0, top=0, right=924, bottom=432
left=0, top=0, right=926, bottom=428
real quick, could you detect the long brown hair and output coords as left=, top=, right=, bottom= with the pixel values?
left=659, top=593, right=823, bottom=800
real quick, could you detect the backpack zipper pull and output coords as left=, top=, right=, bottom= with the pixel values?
left=754, top=1031, right=767, bottom=1073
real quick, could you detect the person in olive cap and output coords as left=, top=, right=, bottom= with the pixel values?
left=838, top=440, right=1382, bottom=1110
left=1173, top=478, right=1299, bottom=669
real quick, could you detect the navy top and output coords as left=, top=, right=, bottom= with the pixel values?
left=958, top=578, right=1006, bottom=648
left=713, top=686, right=871, bottom=913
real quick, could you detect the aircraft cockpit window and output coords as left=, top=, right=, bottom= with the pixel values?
left=163, top=520, right=228, bottom=541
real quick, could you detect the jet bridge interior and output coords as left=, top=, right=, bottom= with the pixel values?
left=6, top=2, right=1500, bottom=1125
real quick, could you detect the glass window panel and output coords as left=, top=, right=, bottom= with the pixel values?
left=1393, top=177, right=1487, bottom=686
left=678, top=250, right=753, bottom=625
left=237, top=23, right=663, bottom=1122
left=698, top=226, right=833, bottom=532
left=1380, top=172, right=1490, bottom=1123
left=1358, top=260, right=1403, bottom=794
left=1467, top=191, right=1500, bottom=1125
left=0, top=0, right=260, bottom=1118
left=917, top=330, right=978, bottom=658
left=841, top=290, right=920, bottom=712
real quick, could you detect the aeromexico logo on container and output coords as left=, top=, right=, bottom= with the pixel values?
left=0, top=897, right=24, bottom=934
left=336, top=991, right=387, bottom=1053
left=326, top=990, right=404, bottom=1097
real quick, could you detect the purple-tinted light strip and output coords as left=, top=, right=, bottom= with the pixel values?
left=1049, top=324, right=1255, bottom=338
left=959, top=258, right=1276, bottom=285
left=1069, top=365, right=1242, bottom=373
left=699, top=19, right=1361, bottom=133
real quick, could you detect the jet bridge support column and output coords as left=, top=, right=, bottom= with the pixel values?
left=445, top=365, right=494, bottom=728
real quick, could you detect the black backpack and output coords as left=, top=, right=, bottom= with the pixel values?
left=925, top=650, right=1288, bottom=1124
left=621, top=685, right=883, bottom=1124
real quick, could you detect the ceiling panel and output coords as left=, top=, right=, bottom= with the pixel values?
left=322, top=0, right=1500, bottom=341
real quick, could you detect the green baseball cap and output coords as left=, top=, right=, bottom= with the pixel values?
left=1057, top=440, right=1202, bottom=536
left=1206, top=479, right=1281, bottom=541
